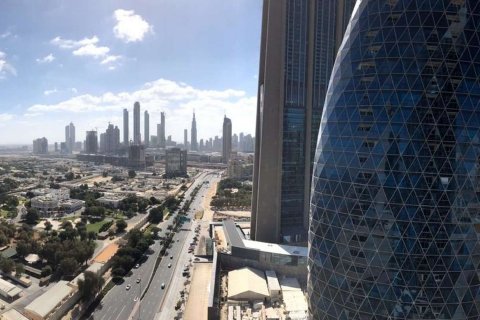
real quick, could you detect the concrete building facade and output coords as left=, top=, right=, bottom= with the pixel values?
left=133, top=102, right=141, bottom=145
left=222, top=116, right=232, bottom=164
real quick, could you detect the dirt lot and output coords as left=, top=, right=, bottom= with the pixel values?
left=184, top=263, right=213, bottom=320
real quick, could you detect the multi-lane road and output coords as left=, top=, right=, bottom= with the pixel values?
left=88, top=170, right=220, bottom=320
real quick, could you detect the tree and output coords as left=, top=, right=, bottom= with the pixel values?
left=149, top=207, right=164, bottom=224
left=44, top=220, right=53, bottom=233
left=128, top=170, right=136, bottom=179
left=111, top=267, right=126, bottom=278
left=77, top=271, right=105, bottom=302
left=0, top=257, right=15, bottom=274
left=16, top=241, right=30, bottom=258
left=25, top=208, right=39, bottom=225
left=41, top=265, right=52, bottom=277
left=15, top=263, right=24, bottom=277
left=59, top=257, right=79, bottom=277
left=88, top=231, right=97, bottom=241
left=151, top=227, right=161, bottom=239
left=116, top=219, right=127, bottom=233
left=65, top=172, right=75, bottom=181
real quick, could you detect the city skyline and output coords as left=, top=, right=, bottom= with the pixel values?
left=0, top=1, right=261, bottom=145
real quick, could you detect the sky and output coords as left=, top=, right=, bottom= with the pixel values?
left=0, top=0, right=262, bottom=145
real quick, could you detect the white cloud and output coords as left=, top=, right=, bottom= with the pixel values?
left=26, top=78, right=256, bottom=142
left=0, top=113, right=14, bottom=121
left=0, top=31, right=12, bottom=39
left=36, top=53, right=55, bottom=64
left=70, top=88, right=78, bottom=94
left=73, top=44, right=110, bottom=58
left=50, top=36, right=100, bottom=49
left=113, top=9, right=153, bottom=43
left=101, top=55, right=121, bottom=65
left=44, top=88, right=58, bottom=96
left=51, top=36, right=120, bottom=66
left=0, top=51, right=16, bottom=78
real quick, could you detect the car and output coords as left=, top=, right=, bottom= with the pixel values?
left=168, top=263, right=172, bottom=268
left=170, top=256, right=173, bottom=260
left=136, top=278, right=141, bottom=283
left=161, top=283, right=165, bottom=289
left=134, top=263, right=140, bottom=268
left=126, top=284, right=131, bottom=290
left=194, top=258, right=200, bottom=261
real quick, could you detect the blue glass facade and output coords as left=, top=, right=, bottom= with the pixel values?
left=281, top=0, right=308, bottom=234
left=309, top=0, right=480, bottom=319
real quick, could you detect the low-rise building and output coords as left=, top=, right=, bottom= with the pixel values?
left=24, top=281, right=77, bottom=320
left=0, top=278, right=22, bottom=301
left=97, top=193, right=127, bottom=208
left=227, top=267, right=269, bottom=302
left=227, top=159, right=253, bottom=180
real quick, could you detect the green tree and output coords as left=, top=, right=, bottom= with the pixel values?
left=41, top=265, right=52, bottom=277
left=116, top=219, right=127, bottom=233
left=25, top=208, right=39, bottom=225
left=65, top=172, right=75, bottom=181
left=77, top=271, right=105, bottom=302
left=59, top=257, right=79, bottom=277
left=128, top=170, right=136, bottom=178
left=16, top=241, right=30, bottom=258
left=44, top=220, right=53, bottom=233
left=15, top=263, right=24, bottom=277
left=0, top=257, right=15, bottom=274
left=149, top=207, right=164, bottom=223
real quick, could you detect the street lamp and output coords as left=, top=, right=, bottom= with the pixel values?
left=138, top=278, right=142, bottom=320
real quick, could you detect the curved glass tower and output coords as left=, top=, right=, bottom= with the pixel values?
left=309, top=1, right=480, bottom=319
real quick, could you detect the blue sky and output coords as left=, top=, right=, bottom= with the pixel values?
left=0, top=0, right=262, bottom=144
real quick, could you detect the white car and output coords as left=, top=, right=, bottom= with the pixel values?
left=126, top=284, right=131, bottom=290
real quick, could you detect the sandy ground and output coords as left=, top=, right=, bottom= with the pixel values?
left=202, top=180, right=218, bottom=221
left=215, top=211, right=251, bottom=218
left=184, top=263, right=213, bottom=320
left=82, top=176, right=112, bottom=187
left=93, top=243, right=119, bottom=264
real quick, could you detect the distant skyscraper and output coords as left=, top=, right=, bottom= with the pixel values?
left=222, top=116, right=232, bottom=164
left=144, top=110, right=150, bottom=147
left=159, top=112, right=166, bottom=148
left=133, top=102, right=141, bottom=145
left=232, top=133, right=238, bottom=151
left=33, top=137, right=48, bottom=155
left=191, top=112, right=198, bottom=151
left=199, top=139, right=204, bottom=152
left=309, top=1, right=480, bottom=319
left=184, top=129, right=188, bottom=150
left=251, top=0, right=355, bottom=243
left=123, top=108, right=129, bottom=145
left=85, top=131, right=98, bottom=154
left=65, top=122, right=75, bottom=153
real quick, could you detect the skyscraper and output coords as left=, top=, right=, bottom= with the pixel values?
left=159, top=112, right=166, bottom=148
left=309, top=1, right=480, bottom=319
left=251, top=0, right=355, bottom=243
left=184, top=129, right=188, bottom=150
left=144, top=110, right=150, bottom=147
left=222, top=116, right=232, bottom=164
left=65, top=122, right=75, bottom=153
left=33, top=137, right=48, bottom=155
left=133, top=102, right=141, bottom=145
left=85, top=131, right=98, bottom=154
left=123, top=108, right=129, bottom=145
left=191, top=112, right=198, bottom=151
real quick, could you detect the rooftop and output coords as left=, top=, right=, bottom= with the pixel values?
left=25, top=281, right=73, bottom=318
left=242, top=240, right=307, bottom=257
left=228, top=267, right=269, bottom=301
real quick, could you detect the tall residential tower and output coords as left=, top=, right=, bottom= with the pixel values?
left=123, top=108, right=129, bottom=145
left=133, top=102, right=141, bottom=145
left=144, top=110, right=150, bottom=147
left=222, top=116, right=232, bottom=164
left=191, top=112, right=198, bottom=151
left=65, top=122, right=75, bottom=153
left=251, top=0, right=355, bottom=243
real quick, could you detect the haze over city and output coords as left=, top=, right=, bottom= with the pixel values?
left=0, top=0, right=261, bottom=144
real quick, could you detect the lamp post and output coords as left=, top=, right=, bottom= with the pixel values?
left=138, top=278, right=141, bottom=320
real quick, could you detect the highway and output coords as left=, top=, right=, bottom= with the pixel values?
left=87, top=170, right=220, bottom=320
left=132, top=170, right=220, bottom=320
